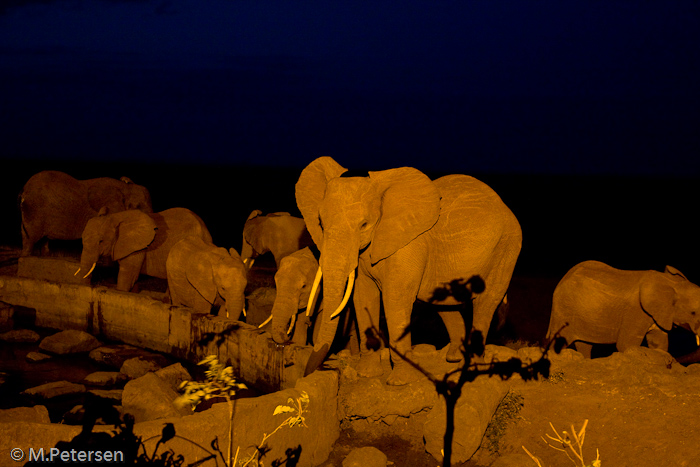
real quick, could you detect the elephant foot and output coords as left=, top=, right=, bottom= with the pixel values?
left=445, top=342, right=465, bottom=363
left=385, top=362, right=424, bottom=386
left=356, top=351, right=384, bottom=378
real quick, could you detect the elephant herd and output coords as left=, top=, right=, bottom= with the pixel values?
left=18, top=160, right=700, bottom=386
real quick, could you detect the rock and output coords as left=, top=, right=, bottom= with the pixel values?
left=121, top=372, right=190, bottom=423
left=0, top=329, right=40, bottom=342
left=0, top=405, right=51, bottom=424
left=39, top=329, right=101, bottom=355
left=619, top=346, right=676, bottom=367
left=423, top=377, right=509, bottom=465
left=516, top=346, right=545, bottom=364
left=485, top=345, right=519, bottom=363
left=340, top=377, right=438, bottom=423
left=88, top=389, right=123, bottom=402
left=83, top=371, right=128, bottom=387
left=491, top=453, right=533, bottom=467
left=22, top=381, right=86, bottom=399
left=548, top=347, right=585, bottom=362
left=89, top=344, right=169, bottom=369
left=26, top=351, right=52, bottom=362
left=155, top=363, right=192, bottom=392
left=342, top=446, right=388, bottom=467
left=120, top=357, right=163, bottom=379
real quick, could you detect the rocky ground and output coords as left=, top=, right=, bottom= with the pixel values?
left=3, top=245, right=700, bottom=466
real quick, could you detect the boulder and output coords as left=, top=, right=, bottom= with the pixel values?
left=89, top=344, right=169, bottom=369
left=26, top=351, right=52, bottom=362
left=121, top=372, right=190, bottom=423
left=120, top=357, right=163, bottom=379
left=0, top=329, right=40, bottom=342
left=0, top=405, right=51, bottom=424
left=39, top=329, right=101, bottom=355
left=423, top=377, right=509, bottom=464
left=88, top=389, right=123, bottom=403
left=342, top=446, right=388, bottom=467
left=22, top=381, right=86, bottom=399
left=491, top=453, right=534, bottom=467
left=155, top=363, right=192, bottom=392
left=339, top=377, right=437, bottom=424
left=84, top=371, right=128, bottom=387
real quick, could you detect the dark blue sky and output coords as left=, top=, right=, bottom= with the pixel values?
left=1, top=1, right=699, bottom=175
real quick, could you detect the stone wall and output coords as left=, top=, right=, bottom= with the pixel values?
left=0, top=272, right=310, bottom=392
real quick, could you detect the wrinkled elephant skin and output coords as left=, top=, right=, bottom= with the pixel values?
left=295, top=157, right=522, bottom=385
left=242, top=210, right=313, bottom=268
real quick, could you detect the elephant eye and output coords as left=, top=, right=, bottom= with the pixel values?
left=360, top=221, right=369, bottom=230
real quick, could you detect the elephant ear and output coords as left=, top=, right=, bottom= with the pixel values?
left=187, top=260, right=217, bottom=304
left=246, top=209, right=263, bottom=221
left=88, top=184, right=126, bottom=213
left=665, top=265, right=687, bottom=280
left=639, top=274, right=676, bottom=331
left=295, top=157, right=347, bottom=247
left=113, top=212, right=157, bottom=261
left=367, top=167, right=440, bottom=264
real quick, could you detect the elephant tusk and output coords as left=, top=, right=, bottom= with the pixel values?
left=696, top=333, right=699, bottom=347
left=258, top=314, right=273, bottom=328
left=306, top=266, right=323, bottom=317
left=242, top=307, right=247, bottom=317
left=287, top=312, right=297, bottom=335
left=246, top=258, right=255, bottom=269
left=82, top=263, right=96, bottom=279
left=74, top=267, right=81, bottom=276
left=330, top=269, right=355, bottom=319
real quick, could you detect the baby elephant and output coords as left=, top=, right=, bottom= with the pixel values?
left=547, top=260, right=700, bottom=357
left=167, top=236, right=247, bottom=320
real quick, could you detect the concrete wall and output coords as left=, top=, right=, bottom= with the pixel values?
left=0, top=273, right=310, bottom=392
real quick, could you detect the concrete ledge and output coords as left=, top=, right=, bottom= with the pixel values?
left=0, top=274, right=310, bottom=392
left=17, top=256, right=88, bottom=286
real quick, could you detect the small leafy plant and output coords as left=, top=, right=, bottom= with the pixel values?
left=175, top=355, right=309, bottom=467
left=523, top=419, right=601, bottom=467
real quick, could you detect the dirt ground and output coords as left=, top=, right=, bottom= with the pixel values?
left=3, top=245, right=700, bottom=466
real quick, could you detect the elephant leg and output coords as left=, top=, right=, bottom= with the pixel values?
left=574, top=341, right=593, bottom=358
left=438, top=311, right=467, bottom=362
left=117, top=253, right=145, bottom=292
left=383, top=281, right=425, bottom=386
left=471, top=244, right=518, bottom=353
left=353, top=273, right=383, bottom=378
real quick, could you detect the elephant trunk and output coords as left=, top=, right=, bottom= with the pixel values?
left=224, top=293, right=246, bottom=321
left=241, top=240, right=254, bottom=270
left=304, top=232, right=358, bottom=376
left=77, top=246, right=100, bottom=280
left=270, top=292, right=301, bottom=344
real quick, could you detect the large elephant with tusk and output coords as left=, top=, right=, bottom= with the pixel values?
left=295, top=157, right=522, bottom=385
left=76, top=207, right=212, bottom=292
left=547, top=260, right=700, bottom=357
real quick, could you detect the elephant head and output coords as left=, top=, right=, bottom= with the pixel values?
left=269, top=247, right=319, bottom=344
left=188, top=247, right=248, bottom=319
left=241, top=209, right=264, bottom=269
left=87, top=176, right=153, bottom=215
left=77, top=208, right=157, bottom=279
left=296, top=157, right=441, bottom=374
left=640, top=266, right=700, bottom=340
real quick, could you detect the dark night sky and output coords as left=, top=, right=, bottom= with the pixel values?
left=1, top=1, right=699, bottom=279
left=1, top=1, right=699, bottom=175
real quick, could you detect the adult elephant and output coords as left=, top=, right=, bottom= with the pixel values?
left=241, top=210, right=313, bottom=269
left=547, top=260, right=700, bottom=357
left=19, top=170, right=152, bottom=256
left=296, top=157, right=522, bottom=385
left=76, top=208, right=212, bottom=292
left=166, top=236, right=247, bottom=320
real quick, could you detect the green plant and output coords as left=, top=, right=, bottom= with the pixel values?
left=174, top=355, right=309, bottom=467
left=175, top=355, right=247, bottom=466
left=483, top=390, right=524, bottom=453
left=522, top=419, right=601, bottom=467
